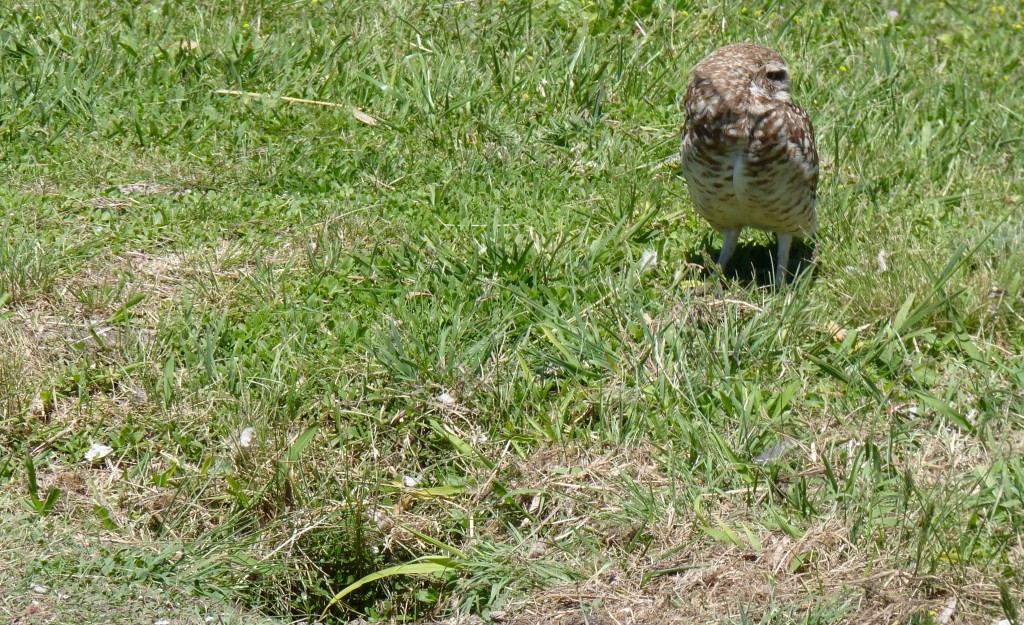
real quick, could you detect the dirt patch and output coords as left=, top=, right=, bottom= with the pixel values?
left=12, top=178, right=61, bottom=197
left=116, top=182, right=184, bottom=196
left=57, top=249, right=189, bottom=321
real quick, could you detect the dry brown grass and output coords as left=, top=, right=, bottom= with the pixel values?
left=436, top=444, right=1009, bottom=625
left=505, top=558, right=993, bottom=625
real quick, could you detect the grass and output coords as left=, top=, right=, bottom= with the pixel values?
left=1, top=0, right=1022, bottom=623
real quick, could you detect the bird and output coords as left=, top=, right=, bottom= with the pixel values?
left=680, top=43, right=819, bottom=284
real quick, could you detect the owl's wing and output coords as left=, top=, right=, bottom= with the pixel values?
left=748, top=102, right=819, bottom=191
left=683, top=77, right=712, bottom=129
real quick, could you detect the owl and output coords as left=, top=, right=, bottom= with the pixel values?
left=680, top=43, right=819, bottom=283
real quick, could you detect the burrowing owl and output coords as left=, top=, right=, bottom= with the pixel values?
left=680, top=43, right=819, bottom=283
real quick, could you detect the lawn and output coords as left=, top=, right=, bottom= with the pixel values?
left=1, top=0, right=1022, bottom=623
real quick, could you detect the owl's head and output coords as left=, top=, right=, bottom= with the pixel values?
left=685, top=44, right=799, bottom=121
left=750, top=59, right=792, bottom=102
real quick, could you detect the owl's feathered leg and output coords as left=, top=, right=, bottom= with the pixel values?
left=774, top=233, right=793, bottom=284
left=717, top=227, right=742, bottom=270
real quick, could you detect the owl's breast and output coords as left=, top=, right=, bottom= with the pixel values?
left=680, top=130, right=753, bottom=226
left=681, top=122, right=817, bottom=236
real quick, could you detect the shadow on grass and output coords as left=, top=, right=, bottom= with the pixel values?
left=687, top=238, right=818, bottom=287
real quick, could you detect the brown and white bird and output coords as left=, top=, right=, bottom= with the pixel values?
left=680, top=43, right=819, bottom=283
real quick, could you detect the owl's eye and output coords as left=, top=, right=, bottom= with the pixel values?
left=766, top=69, right=788, bottom=82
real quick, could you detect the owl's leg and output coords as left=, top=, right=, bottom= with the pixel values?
left=717, top=227, right=741, bottom=270
left=774, top=233, right=793, bottom=284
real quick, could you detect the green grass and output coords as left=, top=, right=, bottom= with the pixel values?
left=1, top=0, right=1022, bottom=623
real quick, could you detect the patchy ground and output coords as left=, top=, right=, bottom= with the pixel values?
left=2, top=1, right=1023, bottom=624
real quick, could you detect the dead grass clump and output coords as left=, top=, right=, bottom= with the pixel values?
left=506, top=518, right=997, bottom=625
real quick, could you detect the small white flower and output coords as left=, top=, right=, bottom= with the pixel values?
left=754, top=438, right=799, bottom=466
left=639, top=249, right=658, bottom=273
left=238, top=427, right=255, bottom=448
left=84, top=443, right=113, bottom=462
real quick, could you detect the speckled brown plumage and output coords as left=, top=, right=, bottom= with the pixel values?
left=680, top=43, right=819, bottom=282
